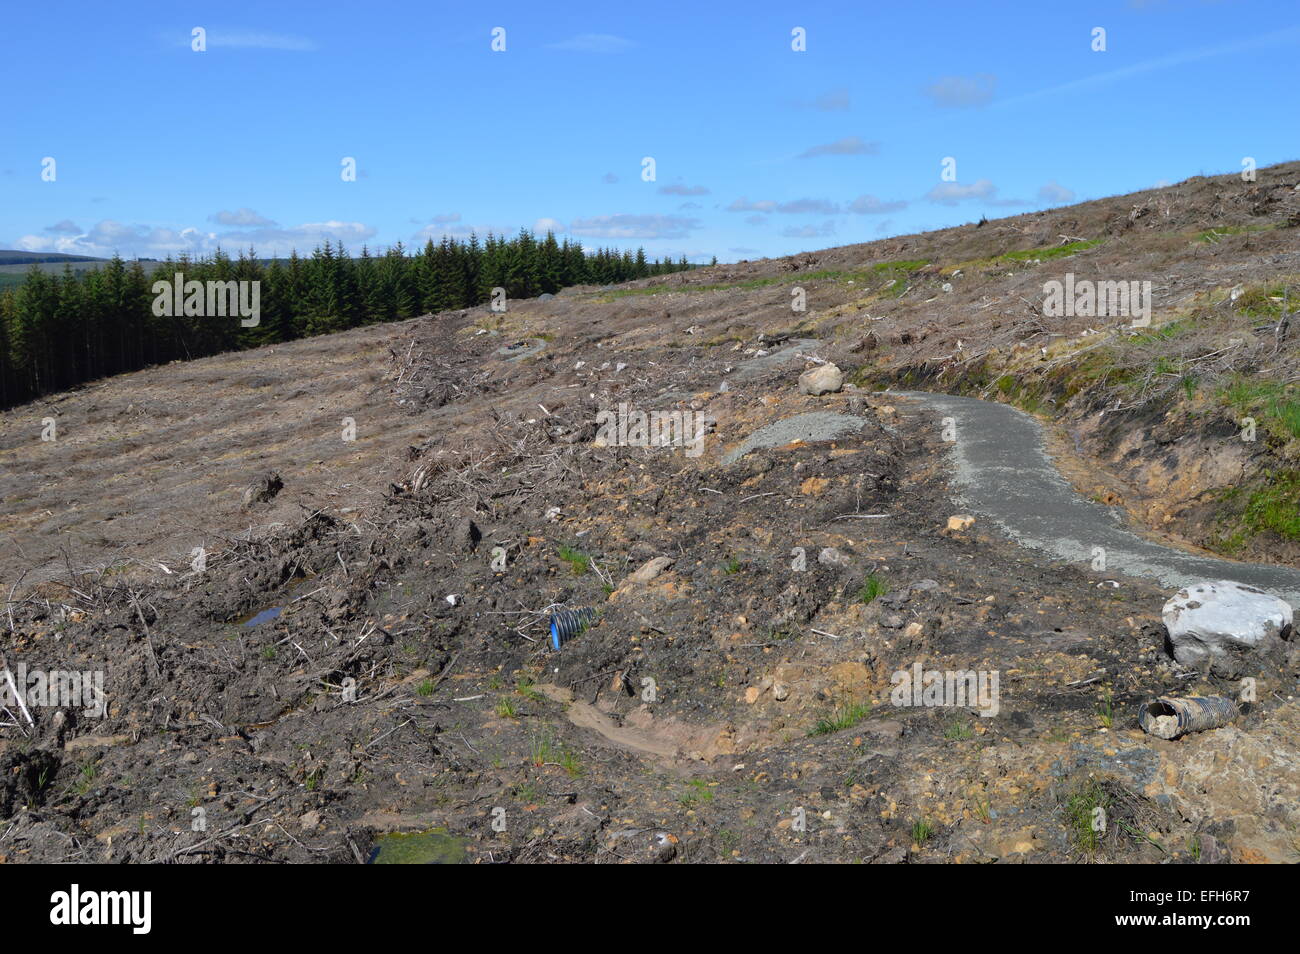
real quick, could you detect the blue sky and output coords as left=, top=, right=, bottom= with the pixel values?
left=2, top=0, right=1297, bottom=263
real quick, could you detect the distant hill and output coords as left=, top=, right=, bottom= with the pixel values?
left=0, top=253, right=170, bottom=290
left=0, top=250, right=107, bottom=266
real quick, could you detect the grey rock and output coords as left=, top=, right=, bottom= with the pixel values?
left=818, top=547, right=850, bottom=566
left=1162, top=580, right=1292, bottom=677
left=798, top=363, right=844, bottom=396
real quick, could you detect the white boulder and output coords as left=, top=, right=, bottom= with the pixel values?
left=798, top=364, right=844, bottom=396
left=1162, top=580, right=1292, bottom=677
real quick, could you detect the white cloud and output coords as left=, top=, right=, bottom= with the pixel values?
left=658, top=183, right=710, bottom=196
left=849, top=195, right=908, bottom=214
left=793, top=87, right=851, bottom=111
left=798, top=136, right=879, bottom=158
left=775, top=198, right=841, bottom=215
left=813, top=87, right=850, bottom=111
left=220, top=220, right=377, bottom=253
left=547, top=34, right=634, bottom=53
left=205, top=31, right=317, bottom=51
left=780, top=221, right=836, bottom=238
left=923, top=74, right=997, bottom=108
left=730, top=197, right=841, bottom=215
left=210, top=208, right=276, bottom=227
left=16, top=218, right=376, bottom=258
left=534, top=217, right=566, bottom=234
left=728, top=197, right=778, bottom=213
left=925, top=179, right=998, bottom=205
left=567, top=214, right=699, bottom=239
left=1036, top=181, right=1076, bottom=205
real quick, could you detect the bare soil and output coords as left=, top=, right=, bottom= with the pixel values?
left=1, top=163, right=1299, bottom=863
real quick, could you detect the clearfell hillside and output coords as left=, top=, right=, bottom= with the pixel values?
left=0, top=162, right=1298, bottom=864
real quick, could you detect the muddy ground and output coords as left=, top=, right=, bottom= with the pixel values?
left=1, top=163, right=1299, bottom=863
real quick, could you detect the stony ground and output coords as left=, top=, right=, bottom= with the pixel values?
left=2, top=163, right=1299, bottom=863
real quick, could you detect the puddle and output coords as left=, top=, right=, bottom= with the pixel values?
left=240, top=605, right=283, bottom=627
left=235, top=575, right=313, bottom=627
left=368, top=829, right=468, bottom=864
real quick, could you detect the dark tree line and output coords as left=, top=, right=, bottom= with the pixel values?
left=0, top=230, right=693, bottom=409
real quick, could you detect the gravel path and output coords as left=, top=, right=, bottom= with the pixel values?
left=898, top=390, right=1300, bottom=606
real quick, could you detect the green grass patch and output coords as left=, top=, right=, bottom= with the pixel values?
left=910, top=818, right=935, bottom=845
left=1065, top=779, right=1112, bottom=855
left=871, top=259, right=929, bottom=273
left=516, top=675, right=543, bottom=701
left=1195, top=223, right=1276, bottom=244
left=1234, top=282, right=1292, bottom=319
left=856, top=573, right=888, bottom=604
left=1241, top=471, right=1300, bottom=541
left=1219, top=375, right=1300, bottom=441
left=1097, top=689, right=1114, bottom=729
left=556, top=544, right=590, bottom=575
left=808, top=701, right=872, bottom=736
left=679, top=778, right=715, bottom=806
left=943, top=717, right=973, bottom=741
left=1000, top=239, right=1101, bottom=264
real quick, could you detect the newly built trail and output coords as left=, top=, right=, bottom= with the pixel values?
left=897, top=390, right=1300, bottom=606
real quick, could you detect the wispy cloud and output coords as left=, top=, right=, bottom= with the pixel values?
left=728, top=197, right=777, bottom=213
left=568, top=214, right=698, bottom=239
left=793, top=87, right=851, bottom=111
left=925, top=179, right=997, bottom=204
left=780, top=221, right=836, bottom=238
left=775, top=198, right=841, bottom=215
left=996, top=26, right=1300, bottom=109
left=849, top=195, right=908, bottom=214
left=658, top=183, right=710, bottom=196
left=188, top=30, right=319, bottom=51
left=729, top=197, right=843, bottom=215
left=798, top=136, right=879, bottom=158
left=210, top=208, right=276, bottom=227
left=923, top=74, right=997, bottom=108
left=547, top=33, right=634, bottom=53
left=1036, top=181, right=1075, bottom=205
